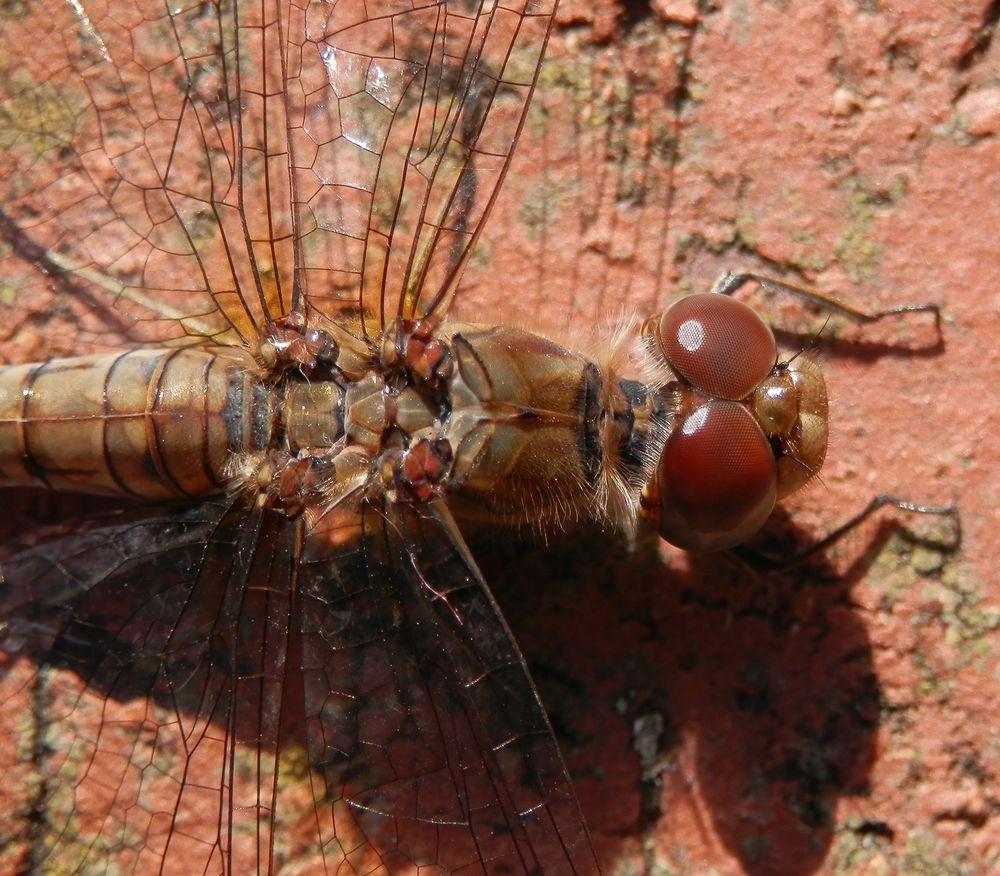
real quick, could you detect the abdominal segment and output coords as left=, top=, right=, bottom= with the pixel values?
left=0, top=346, right=272, bottom=500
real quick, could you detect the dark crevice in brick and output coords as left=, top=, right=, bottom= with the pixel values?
left=957, top=0, right=1000, bottom=71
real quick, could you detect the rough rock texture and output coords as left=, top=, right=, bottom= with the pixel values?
left=461, top=2, right=1000, bottom=873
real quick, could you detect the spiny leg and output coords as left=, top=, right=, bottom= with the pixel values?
left=711, top=270, right=942, bottom=332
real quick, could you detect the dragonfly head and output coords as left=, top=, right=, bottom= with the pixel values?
left=639, top=293, right=829, bottom=552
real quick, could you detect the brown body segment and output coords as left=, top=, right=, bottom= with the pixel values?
left=0, top=347, right=271, bottom=500
left=445, top=325, right=606, bottom=527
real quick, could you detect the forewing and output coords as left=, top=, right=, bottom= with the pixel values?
left=0, top=0, right=555, bottom=357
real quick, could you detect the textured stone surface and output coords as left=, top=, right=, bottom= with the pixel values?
left=463, top=2, right=1000, bottom=874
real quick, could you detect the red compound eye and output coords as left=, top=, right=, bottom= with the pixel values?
left=655, top=399, right=777, bottom=551
left=658, top=293, right=777, bottom=400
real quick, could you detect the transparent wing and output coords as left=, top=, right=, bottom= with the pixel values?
left=0, top=0, right=555, bottom=356
left=304, top=1, right=557, bottom=337
left=1, top=1, right=282, bottom=349
left=0, top=493, right=601, bottom=874
left=0, top=0, right=593, bottom=871
left=0, top=497, right=305, bottom=872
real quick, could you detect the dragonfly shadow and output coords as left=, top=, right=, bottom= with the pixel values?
left=773, top=325, right=945, bottom=362
left=0, top=487, right=142, bottom=541
left=4, top=488, right=911, bottom=874
left=476, top=517, right=888, bottom=876
left=0, top=208, right=134, bottom=340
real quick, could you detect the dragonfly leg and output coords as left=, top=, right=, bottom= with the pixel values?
left=374, top=437, right=455, bottom=504
left=379, top=318, right=454, bottom=385
left=258, top=312, right=341, bottom=376
left=710, top=270, right=942, bottom=331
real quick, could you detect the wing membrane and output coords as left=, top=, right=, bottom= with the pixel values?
left=298, top=499, right=601, bottom=872
left=0, top=497, right=304, bottom=872
left=0, top=1, right=276, bottom=348
left=303, top=1, right=557, bottom=336
left=0, top=1, right=597, bottom=872
left=0, top=0, right=556, bottom=355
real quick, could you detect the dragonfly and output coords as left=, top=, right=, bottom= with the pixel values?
left=0, top=1, right=952, bottom=874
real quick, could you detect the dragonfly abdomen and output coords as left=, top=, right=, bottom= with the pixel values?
left=0, top=346, right=271, bottom=500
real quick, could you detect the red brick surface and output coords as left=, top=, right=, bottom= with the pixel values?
left=462, top=2, right=1000, bottom=873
